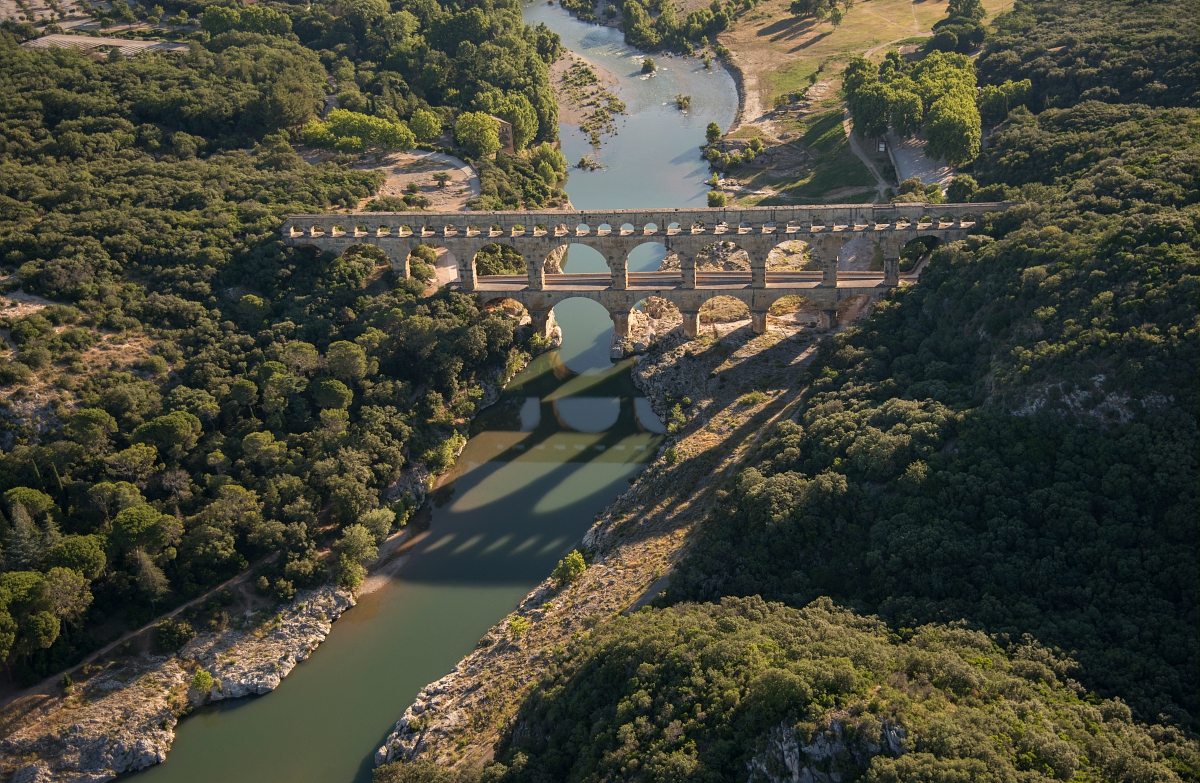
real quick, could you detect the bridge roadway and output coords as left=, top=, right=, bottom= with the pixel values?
left=282, top=202, right=1009, bottom=339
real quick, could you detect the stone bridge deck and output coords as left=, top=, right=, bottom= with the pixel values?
left=282, top=202, right=1008, bottom=338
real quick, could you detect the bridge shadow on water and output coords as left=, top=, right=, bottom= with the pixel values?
left=385, top=339, right=667, bottom=589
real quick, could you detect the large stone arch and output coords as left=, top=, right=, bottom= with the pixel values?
left=624, top=295, right=682, bottom=346
left=700, top=294, right=751, bottom=330
left=473, top=241, right=528, bottom=282
left=837, top=235, right=882, bottom=273
left=625, top=239, right=671, bottom=285
left=900, top=234, right=945, bottom=274
left=549, top=241, right=625, bottom=286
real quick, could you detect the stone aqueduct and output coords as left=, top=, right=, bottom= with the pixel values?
left=283, top=202, right=1006, bottom=339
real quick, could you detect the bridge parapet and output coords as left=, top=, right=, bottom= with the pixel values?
left=282, top=202, right=1006, bottom=245
left=281, top=201, right=1011, bottom=338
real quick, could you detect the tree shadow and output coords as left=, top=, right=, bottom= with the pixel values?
left=758, top=15, right=817, bottom=41
left=789, top=29, right=832, bottom=51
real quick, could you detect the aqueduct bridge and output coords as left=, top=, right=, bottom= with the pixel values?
left=283, top=202, right=1007, bottom=338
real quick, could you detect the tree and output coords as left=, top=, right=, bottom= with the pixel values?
left=888, top=90, right=924, bottom=136
left=410, top=109, right=442, bottom=142
left=552, top=549, right=586, bottom=587
left=133, top=411, right=203, bottom=461
left=848, top=81, right=893, bottom=137
left=454, top=112, right=501, bottom=159
left=65, top=408, right=117, bottom=445
left=3, top=505, right=43, bottom=570
left=706, top=122, right=722, bottom=144
left=111, top=504, right=180, bottom=557
left=132, top=548, right=170, bottom=600
left=47, top=535, right=106, bottom=579
left=946, top=0, right=985, bottom=22
left=946, top=174, right=978, bottom=202
left=87, top=481, right=144, bottom=522
left=333, top=523, right=378, bottom=590
left=281, top=341, right=321, bottom=375
left=313, top=378, right=354, bottom=409
left=4, top=488, right=56, bottom=520
left=326, top=341, right=369, bottom=383
left=924, top=93, right=981, bottom=163
left=359, top=508, right=396, bottom=544
left=790, top=0, right=854, bottom=23
left=42, top=567, right=91, bottom=622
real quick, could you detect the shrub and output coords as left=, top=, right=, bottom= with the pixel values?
left=552, top=550, right=587, bottom=587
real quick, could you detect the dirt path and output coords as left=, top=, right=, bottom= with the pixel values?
left=0, top=552, right=279, bottom=711
left=843, top=108, right=891, bottom=200
left=354, top=150, right=480, bottom=211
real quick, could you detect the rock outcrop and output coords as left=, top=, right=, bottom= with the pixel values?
left=1, top=585, right=354, bottom=783
left=746, top=718, right=907, bottom=783
left=187, top=586, right=356, bottom=701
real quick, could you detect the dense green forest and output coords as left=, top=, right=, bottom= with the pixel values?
left=0, top=0, right=566, bottom=680
left=491, top=599, right=1198, bottom=781
left=431, top=0, right=1199, bottom=779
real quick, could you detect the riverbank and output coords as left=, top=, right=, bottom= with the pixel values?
left=0, top=344, right=556, bottom=783
left=1, top=585, right=355, bottom=783
left=375, top=321, right=833, bottom=775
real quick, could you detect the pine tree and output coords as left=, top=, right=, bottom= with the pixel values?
left=3, top=504, right=43, bottom=570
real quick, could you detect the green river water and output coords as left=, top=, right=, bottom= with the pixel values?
left=134, top=6, right=737, bottom=781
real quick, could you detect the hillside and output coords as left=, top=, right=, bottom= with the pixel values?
left=411, top=0, right=1200, bottom=779
left=0, top=0, right=565, bottom=692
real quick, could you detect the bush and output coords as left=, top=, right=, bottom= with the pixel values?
left=154, top=618, right=195, bottom=652
left=551, top=550, right=586, bottom=587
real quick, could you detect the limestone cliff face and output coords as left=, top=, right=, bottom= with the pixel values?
left=2, top=586, right=354, bottom=783
left=746, top=718, right=907, bottom=783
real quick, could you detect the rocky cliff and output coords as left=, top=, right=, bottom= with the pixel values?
left=1, top=586, right=354, bottom=783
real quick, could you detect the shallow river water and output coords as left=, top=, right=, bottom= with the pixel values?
left=134, top=7, right=736, bottom=782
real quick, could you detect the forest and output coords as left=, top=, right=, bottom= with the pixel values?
left=425, top=0, right=1200, bottom=779
left=0, top=0, right=566, bottom=681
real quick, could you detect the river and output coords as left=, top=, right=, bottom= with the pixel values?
left=133, top=7, right=736, bottom=782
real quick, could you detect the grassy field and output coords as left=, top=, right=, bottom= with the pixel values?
left=720, top=0, right=1016, bottom=110
left=733, top=109, right=877, bottom=203
left=713, top=0, right=1013, bottom=204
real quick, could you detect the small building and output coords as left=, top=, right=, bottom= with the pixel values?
left=489, top=115, right=517, bottom=156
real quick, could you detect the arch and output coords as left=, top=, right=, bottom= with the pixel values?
left=900, top=235, right=942, bottom=272
left=837, top=235, right=881, bottom=272
left=643, top=222, right=659, bottom=235
left=550, top=296, right=618, bottom=375
left=696, top=239, right=750, bottom=272
left=768, top=293, right=818, bottom=319
left=766, top=239, right=815, bottom=271
left=626, top=239, right=670, bottom=277
left=554, top=242, right=614, bottom=276
left=473, top=242, right=527, bottom=277
left=629, top=296, right=682, bottom=344
left=597, top=222, right=613, bottom=236
left=575, top=223, right=591, bottom=235
left=619, top=222, right=636, bottom=235
left=699, top=294, right=751, bottom=329
left=666, top=221, right=682, bottom=234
